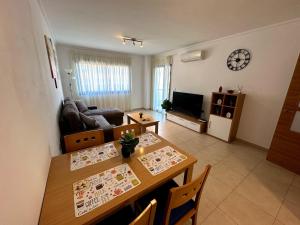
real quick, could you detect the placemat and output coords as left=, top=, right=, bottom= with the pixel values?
left=73, top=163, right=140, bottom=217
left=136, top=132, right=161, bottom=148
left=70, top=143, right=119, bottom=171
left=138, top=146, right=187, bottom=176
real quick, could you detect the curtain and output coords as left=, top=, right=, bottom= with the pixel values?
left=152, top=64, right=171, bottom=112
left=73, top=53, right=131, bottom=111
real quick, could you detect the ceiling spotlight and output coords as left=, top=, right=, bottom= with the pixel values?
left=122, top=36, right=143, bottom=48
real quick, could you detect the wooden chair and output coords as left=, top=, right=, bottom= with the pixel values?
left=130, top=199, right=157, bottom=225
left=113, top=123, right=141, bottom=140
left=162, top=165, right=211, bottom=225
left=64, top=129, right=104, bottom=153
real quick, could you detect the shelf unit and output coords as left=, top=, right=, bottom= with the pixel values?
left=207, top=92, right=245, bottom=142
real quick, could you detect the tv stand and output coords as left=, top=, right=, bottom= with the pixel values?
left=166, top=111, right=207, bottom=133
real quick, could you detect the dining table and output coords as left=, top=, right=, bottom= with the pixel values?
left=39, top=132, right=197, bottom=225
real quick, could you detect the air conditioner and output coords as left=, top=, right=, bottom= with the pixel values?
left=180, top=50, right=203, bottom=62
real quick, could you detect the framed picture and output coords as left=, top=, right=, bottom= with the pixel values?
left=44, top=35, right=58, bottom=88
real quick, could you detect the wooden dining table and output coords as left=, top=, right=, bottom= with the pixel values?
left=39, top=132, right=197, bottom=225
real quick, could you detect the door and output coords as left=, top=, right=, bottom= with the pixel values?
left=207, top=115, right=232, bottom=141
left=267, top=54, right=300, bottom=174
left=152, top=64, right=171, bottom=112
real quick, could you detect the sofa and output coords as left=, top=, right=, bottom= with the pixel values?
left=59, top=98, right=124, bottom=153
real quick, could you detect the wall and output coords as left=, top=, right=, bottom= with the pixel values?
left=143, top=56, right=152, bottom=109
left=56, top=44, right=146, bottom=110
left=0, top=0, right=64, bottom=224
left=157, top=20, right=300, bottom=148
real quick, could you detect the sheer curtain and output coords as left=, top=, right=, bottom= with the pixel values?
left=73, top=53, right=131, bottom=111
left=152, top=64, right=171, bottom=112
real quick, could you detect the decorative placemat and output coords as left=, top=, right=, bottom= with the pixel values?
left=70, top=143, right=119, bottom=171
left=136, top=132, right=161, bottom=149
left=73, top=163, right=140, bottom=217
left=138, top=146, right=187, bottom=176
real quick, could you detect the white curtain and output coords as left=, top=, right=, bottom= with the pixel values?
left=152, top=64, right=171, bottom=112
left=73, top=53, right=131, bottom=111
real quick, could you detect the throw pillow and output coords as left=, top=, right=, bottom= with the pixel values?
left=79, top=113, right=99, bottom=128
left=75, top=100, right=88, bottom=112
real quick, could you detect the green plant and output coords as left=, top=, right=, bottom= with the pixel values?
left=161, top=99, right=172, bottom=111
left=120, top=132, right=139, bottom=158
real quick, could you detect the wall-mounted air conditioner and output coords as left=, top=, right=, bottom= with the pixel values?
left=180, top=50, right=203, bottom=62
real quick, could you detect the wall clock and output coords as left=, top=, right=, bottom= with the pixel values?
left=227, top=49, right=251, bottom=71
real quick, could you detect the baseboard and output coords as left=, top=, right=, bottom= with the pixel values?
left=236, top=138, right=269, bottom=151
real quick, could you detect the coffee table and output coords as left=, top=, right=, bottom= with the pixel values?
left=127, top=112, right=159, bottom=134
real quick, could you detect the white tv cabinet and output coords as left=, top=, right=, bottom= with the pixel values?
left=166, top=111, right=207, bottom=133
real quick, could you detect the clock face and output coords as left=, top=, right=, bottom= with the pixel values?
left=227, top=49, right=251, bottom=71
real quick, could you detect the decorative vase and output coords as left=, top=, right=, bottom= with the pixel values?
left=139, top=112, right=143, bottom=118
left=219, top=86, right=223, bottom=92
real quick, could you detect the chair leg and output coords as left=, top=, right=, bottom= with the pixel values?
left=191, top=213, right=198, bottom=225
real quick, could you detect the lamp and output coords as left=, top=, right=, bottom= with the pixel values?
left=64, top=69, right=75, bottom=99
left=122, top=36, right=144, bottom=48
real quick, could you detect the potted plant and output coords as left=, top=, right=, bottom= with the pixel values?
left=120, top=132, right=139, bottom=158
left=161, top=99, right=172, bottom=111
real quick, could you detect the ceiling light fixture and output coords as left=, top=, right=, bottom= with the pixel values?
left=122, top=36, right=143, bottom=48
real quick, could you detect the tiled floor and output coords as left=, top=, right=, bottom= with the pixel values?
left=125, top=110, right=300, bottom=225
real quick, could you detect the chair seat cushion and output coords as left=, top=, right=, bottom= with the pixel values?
left=137, top=179, right=195, bottom=225
left=96, top=205, right=134, bottom=225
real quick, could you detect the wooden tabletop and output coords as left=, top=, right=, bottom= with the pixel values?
left=39, top=132, right=197, bottom=225
left=127, top=112, right=159, bottom=125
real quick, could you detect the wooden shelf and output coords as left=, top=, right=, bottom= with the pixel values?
left=208, top=92, right=245, bottom=142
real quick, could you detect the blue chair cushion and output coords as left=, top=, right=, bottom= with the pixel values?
left=137, top=179, right=195, bottom=225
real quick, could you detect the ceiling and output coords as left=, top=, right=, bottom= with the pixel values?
left=41, top=0, right=300, bottom=55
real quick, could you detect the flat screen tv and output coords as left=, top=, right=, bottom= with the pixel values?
left=172, top=91, right=203, bottom=118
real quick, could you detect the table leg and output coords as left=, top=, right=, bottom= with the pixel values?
left=155, top=124, right=158, bottom=134
left=183, top=165, right=194, bottom=184
left=127, top=115, right=130, bottom=124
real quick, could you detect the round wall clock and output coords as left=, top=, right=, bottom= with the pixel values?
left=227, top=49, right=251, bottom=71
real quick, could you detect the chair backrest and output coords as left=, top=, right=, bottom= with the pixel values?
left=163, top=165, right=211, bottom=225
left=113, top=123, right=141, bottom=140
left=64, top=129, right=104, bottom=153
left=130, top=199, right=157, bottom=225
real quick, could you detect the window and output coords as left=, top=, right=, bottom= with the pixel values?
left=74, top=57, right=131, bottom=97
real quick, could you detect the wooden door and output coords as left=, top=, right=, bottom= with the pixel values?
left=267, top=54, right=300, bottom=174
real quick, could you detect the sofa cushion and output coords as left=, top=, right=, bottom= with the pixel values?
left=75, top=100, right=88, bottom=113
left=79, top=112, right=99, bottom=128
left=90, top=115, right=113, bottom=130
left=84, top=108, right=124, bottom=118
left=62, top=102, right=83, bottom=132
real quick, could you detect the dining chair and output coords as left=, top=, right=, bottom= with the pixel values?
left=162, top=164, right=211, bottom=225
left=113, top=123, right=141, bottom=140
left=137, top=165, right=211, bottom=225
left=130, top=199, right=157, bottom=225
left=64, top=129, right=104, bottom=153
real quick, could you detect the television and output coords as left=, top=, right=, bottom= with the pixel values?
left=172, top=91, right=203, bottom=118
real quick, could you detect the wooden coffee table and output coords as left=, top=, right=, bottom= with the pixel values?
left=127, top=112, right=159, bottom=134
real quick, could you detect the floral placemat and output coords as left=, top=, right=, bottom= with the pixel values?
left=73, top=163, right=140, bottom=217
left=136, top=132, right=161, bottom=149
left=138, top=146, right=187, bottom=176
left=70, top=143, right=119, bottom=171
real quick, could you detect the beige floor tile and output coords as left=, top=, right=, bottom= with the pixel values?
left=285, top=186, right=300, bottom=205
left=291, top=175, right=300, bottom=188
left=252, top=161, right=295, bottom=186
left=201, top=208, right=237, bottom=225
left=236, top=174, right=288, bottom=216
left=210, top=163, right=246, bottom=188
left=277, top=200, right=300, bottom=225
left=273, top=220, right=285, bottom=225
left=220, top=154, right=262, bottom=176
left=219, top=192, right=275, bottom=225
left=197, top=195, right=217, bottom=224
left=202, top=175, right=233, bottom=205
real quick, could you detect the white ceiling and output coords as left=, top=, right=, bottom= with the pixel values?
left=41, top=0, right=300, bottom=55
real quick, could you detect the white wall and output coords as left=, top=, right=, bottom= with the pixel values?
left=56, top=44, right=146, bottom=110
left=0, top=0, right=64, bottom=224
left=157, top=20, right=300, bottom=148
